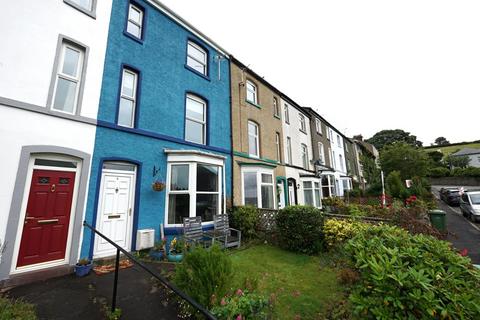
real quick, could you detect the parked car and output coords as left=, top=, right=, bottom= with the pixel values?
left=460, top=191, right=480, bottom=222
left=439, top=187, right=460, bottom=206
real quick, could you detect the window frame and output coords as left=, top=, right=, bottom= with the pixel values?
left=186, top=40, right=209, bottom=77
left=125, top=2, right=145, bottom=42
left=165, top=157, right=225, bottom=228
left=184, top=94, right=207, bottom=145
left=337, top=135, right=341, bottom=147
left=315, top=118, right=322, bottom=134
left=301, top=143, right=309, bottom=169
left=299, top=114, right=307, bottom=133
left=48, top=36, right=88, bottom=116
left=339, top=154, right=345, bottom=172
left=284, top=104, right=290, bottom=124
left=302, top=179, right=322, bottom=208
left=246, top=80, right=258, bottom=105
left=286, top=137, right=293, bottom=165
left=248, top=120, right=260, bottom=158
left=273, top=97, right=280, bottom=118
left=318, top=142, right=325, bottom=165
left=63, top=0, right=97, bottom=19
left=275, top=132, right=282, bottom=163
left=117, top=67, right=139, bottom=128
left=241, top=167, right=276, bottom=209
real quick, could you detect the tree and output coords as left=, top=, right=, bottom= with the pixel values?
left=379, top=142, right=431, bottom=180
left=366, top=129, right=423, bottom=150
left=444, top=154, right=470, bottom=169
left=386, top=171, right=406, bottom=199
left=434, top=137, right=450, bottom=146
left=426, top=151, right=444, bottom=166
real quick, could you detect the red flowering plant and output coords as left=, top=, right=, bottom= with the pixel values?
left=211, top=288, right=271, bottom=319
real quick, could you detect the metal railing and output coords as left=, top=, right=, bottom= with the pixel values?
left=83, top=221, right=216, bottom=319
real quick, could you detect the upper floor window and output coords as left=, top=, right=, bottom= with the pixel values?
left=248, top=121, right=260, bottom=158
left=299, top=114, right=306, bottom=133
left=339, top=154, right=345, bottom=171
left=337, top=135, right=341, bottom=147
left=286, top=137, right=292, bottom=165
left=284, top=104, right=290, bottom=124
left=275, top=132, right=282, bottom=162
left=326, top=127, right=331, bottom=140
left=187, top=41, right=208, bottom=76
left=51, top=42, right=85, bottom=115
left=118, top=68, right=138, bottom=128
left=127, top=3, right=144, bottom=40
left=318, top=142, right=325, bottom=165
left=64, top=0, right=96, bottom=17
left=273, top=97, right=280, bottom=117
left=246, top=81, right=257, bottom=104
left=331, top=150, right=336, bottom=169
left=345, top=142, right=349, bottom=153
left=301, top=144, right=308, bottom=169
left=315, top=118, right=322, bottom=134
left=185, top=95, right=207, bottom=144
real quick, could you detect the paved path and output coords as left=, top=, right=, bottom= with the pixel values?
left=5, top=262, right=179, bottom=320
left=432, top=186, right=480, bottom=264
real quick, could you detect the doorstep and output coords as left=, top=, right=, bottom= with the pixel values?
left=0, top=264, right=73, bottom=290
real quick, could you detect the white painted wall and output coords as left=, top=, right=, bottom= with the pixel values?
left=0, top=107, right=96, bottom=244
left=0, top=1, right=112, bottom=245
left=0, top=0, right=113, bottom=118
left=281, top=99, right=314, bottom=171
left=467, top=154, right=480, bottom=168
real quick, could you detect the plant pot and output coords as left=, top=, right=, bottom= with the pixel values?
left=149, top=250, right=164, bottom=261
left=167, top=253, right=183, bottom=262
left=75, top=263, right=93, bottom=277
left=152, top=182, right=165, bottom=192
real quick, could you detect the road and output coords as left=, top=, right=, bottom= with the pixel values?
left=432, top=186, right=480, bottom=264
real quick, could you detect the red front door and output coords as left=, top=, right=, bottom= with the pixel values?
left=17, top=169, right=76, bottom=268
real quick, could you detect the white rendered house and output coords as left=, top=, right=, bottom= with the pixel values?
left=281, top=98, right=322, bottom=208
left=326, top=127, right=351, bottom=197
left=0, top=0, right=112, bottom=285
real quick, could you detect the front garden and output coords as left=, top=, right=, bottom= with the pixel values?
left=165, top=203, right=480, bottom=319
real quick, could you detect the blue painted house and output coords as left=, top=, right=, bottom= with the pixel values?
left=81, top=0, right=232, bottom=258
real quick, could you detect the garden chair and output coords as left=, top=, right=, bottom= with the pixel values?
left=212, top=214, right=241, bottom=248
left=183, top=217, right=210, bottom=247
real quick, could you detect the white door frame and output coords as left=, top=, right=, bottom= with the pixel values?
left=10, top=154, right=82, bottom=274
left=93, top=167, right=136, bottom=258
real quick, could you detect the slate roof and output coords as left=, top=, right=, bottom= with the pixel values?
left=451, top=148, right=480, bottom=156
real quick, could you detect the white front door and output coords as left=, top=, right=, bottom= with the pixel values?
left=94, top=170, right=135, bottom=258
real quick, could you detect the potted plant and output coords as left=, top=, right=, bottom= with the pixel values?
left=75, top=258, right=93, bottom=277
left=167, top=237, right=185, bottom=262
left=149, top=238, right=166, bottom=260
left=152, top=180, right=165, bottom=192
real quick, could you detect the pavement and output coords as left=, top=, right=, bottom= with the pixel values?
left=4, top=261, right=179, bottom=320
left=432, top=185, right=480, bottom=264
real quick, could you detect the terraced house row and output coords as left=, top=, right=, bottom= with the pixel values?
left=0, top=0, right=377, bottom=286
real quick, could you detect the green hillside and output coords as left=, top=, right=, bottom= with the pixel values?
left=425, top=142, right=480, bottom=155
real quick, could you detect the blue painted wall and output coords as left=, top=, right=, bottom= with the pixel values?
left=81, top=0, right=232, bottom=258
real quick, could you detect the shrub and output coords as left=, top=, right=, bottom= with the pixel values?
left=386, top=170, right=405, bottom=199
left=428, top=167, right=450, bottom=177
left=323, top=219, right=368, bottom=249
left=338, top=268, right=360, bottom=286
left=345, top=225, right=480, bottom=319
left=275, top=206, right=324, bottom=254
left=0, top=297, right=36, bottom=320
left=229, top=206, right=259, bottom=240
left=174, top=245, right=233, bottom=309
left=211, top=289, right=270, bottom=320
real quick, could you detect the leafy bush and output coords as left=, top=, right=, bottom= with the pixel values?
left=452, top=167, right=480, bottom=177
left=428, top=167, right=450, bottom=177
left=0, top=297, right=36, bottom=320
left=322, top=197, right=345, bottom=207
left=345, top=225, right=480, bottom=319
left=275, top=206, right=324, bottom=254
left=174, top=245, right=233, bottom=309
left=211, top=289, right=270, bottom=320
left=323, top=219, right=368, bottom=249
left=230, top=206, right=259, bottom=240
left=386, top=170, right=405, bottom=199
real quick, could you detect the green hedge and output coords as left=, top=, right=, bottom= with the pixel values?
left=428, top=166, right=480, bottom=178
left=229, top=206, right=259, bottom=240
left=345, top=225, right=480, bottom=319
left=275, top=206, right=324, bottom=254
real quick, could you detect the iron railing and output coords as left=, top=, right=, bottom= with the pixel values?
left=83, top=221, right=216, bottom=319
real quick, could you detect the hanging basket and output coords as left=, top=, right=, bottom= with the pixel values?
left=152, top=181, right=165, bottom=192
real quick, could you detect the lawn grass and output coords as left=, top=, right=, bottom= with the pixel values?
left=0, top=296, right=36, bottom=320
left=228, top=245, right=343, bottom=319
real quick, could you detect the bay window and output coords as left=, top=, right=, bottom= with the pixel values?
left=166, top=152, right=224, bottom=226
left=242, top=168, right=275, bottom=209
left=303, top=180, right=322, bottom=207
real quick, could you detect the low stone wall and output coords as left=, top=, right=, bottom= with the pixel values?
left=430, top=177, right=480, bottom=186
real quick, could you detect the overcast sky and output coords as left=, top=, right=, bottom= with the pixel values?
left=160, top=0, right=480, bottom=145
